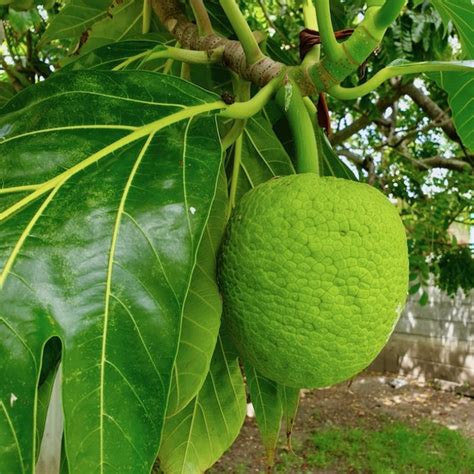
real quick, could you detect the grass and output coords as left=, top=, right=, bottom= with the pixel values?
left=276, top=419, right=474, bottom=473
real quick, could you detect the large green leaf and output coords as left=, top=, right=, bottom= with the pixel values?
left=166, top=170, right=227, bottom=417
left=0, top=81, right=16, bottom=109
left=429, top=1, right=474, bottom=151
left=431, top=69, right=474, bottom=152
left=236, top=113, right=296, bottom=199
left=79, top=0, right=150, bottom=55
left=245, top=367, right=283, bottom=468
left=205, top=0, right=234, bottom=37
left=0, top=71, right=225, bottom=473
left=317, top=126, right=358, bottom=180
left=431, top=0, right=474, bottom=57
left=60, top=39, right=165, bottom=72
left=158, top=336, right=246, bottom=473
left=41, top=0, right=113, bottom=44
left=35, top=338, right=62, bottom=453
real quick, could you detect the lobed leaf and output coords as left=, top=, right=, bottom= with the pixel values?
left=0, top=70, right=225, bottom=473
left=430, top=69, right=474, bottom=152
left=41, top=0, right=113, bottom=44
left=166, top=169, right=228, bottom=417
left=317, top=126, right=358, bottom=181
left=236, top=113, right=296, bottom=200
left=79, top=0, right=151, bottom=55
left=158, top=336, right=246, bottom=473
left=431, top=0, right=474, bottom=58
left=60, top=39, right=166, bottom=72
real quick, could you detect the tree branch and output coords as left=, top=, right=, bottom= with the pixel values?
left=338, top=147, right=472, bottom=172
left=393, top=143, right=472, bottom=171
left=255, top=0, right=290, bottom=46
left=387, top=116, right=454, bottom=149
left=330, top=77, right=464, bottom=152
left=337, top=148, right=377, bottom=183
left=414, top=156, right=472, bottom=171
left=337, top=148, right=364, bottom=167
left=400, top=82, right=459, bottom=143
left=330, top=89, right=403, bottom=145
left=151, top=0, right=284, bottom=86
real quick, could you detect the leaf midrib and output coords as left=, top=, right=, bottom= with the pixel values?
left=0, top=101, right=225, bottom=290
left=98, top=133, right=153, bottom=472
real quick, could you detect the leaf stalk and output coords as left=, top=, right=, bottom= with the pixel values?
left=220, top=75, right=285, bottom=119
left=190, top=0, right=214, bottom=35
left=219, top=0, right=264, bottom=65
left=329, top=61, right=473, bottom=100
left=142, top=0, right=152, bottom=34
left=313, top=0, right=343, bottom=61
left=226, top=134, right=244, bottom=220
left=113, top=46, right=224, bottom=71
left=276, top=85, right=319, bottom=175
left=374, top=0, right=407, bottom=29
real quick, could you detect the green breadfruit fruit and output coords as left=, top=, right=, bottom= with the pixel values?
left=219, top=174, right=408, bottom=389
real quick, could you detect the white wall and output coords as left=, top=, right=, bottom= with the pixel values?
left=371, top=286, right=474, bottom=384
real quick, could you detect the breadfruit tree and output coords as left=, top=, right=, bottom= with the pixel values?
left=0, top=1, right=472, bottom=473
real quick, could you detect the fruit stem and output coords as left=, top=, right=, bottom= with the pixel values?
left=226, top=79, right=251, bottom=219
left=226, top=134, right=244, bottom=220
left=276, top=84, right=319, bottom=175
left=303, top=97, right=326, bottom=175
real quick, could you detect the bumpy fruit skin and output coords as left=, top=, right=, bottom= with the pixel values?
left=219, top=174, right=408, bottom=388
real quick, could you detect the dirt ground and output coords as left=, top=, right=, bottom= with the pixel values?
left=212, top=372, right=474, bottom=472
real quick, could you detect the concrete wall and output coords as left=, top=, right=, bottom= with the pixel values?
left=371, top=286, right=474, bottom=385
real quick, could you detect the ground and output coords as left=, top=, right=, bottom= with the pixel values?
left=211, top=372, right=474, bottom=473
